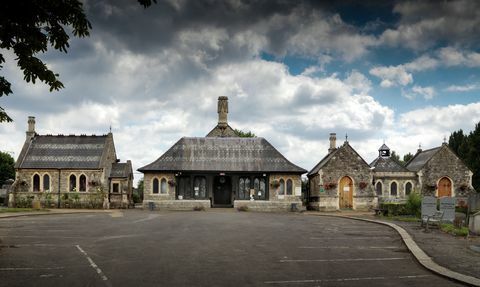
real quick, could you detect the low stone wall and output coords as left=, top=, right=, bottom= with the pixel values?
left=308, top=195, right=377, bottom=211
left=234, top=200, right=304, bottom=212
left=469, top=211, right=480, bottom=235
left=143, top=200, right=211, bottom=211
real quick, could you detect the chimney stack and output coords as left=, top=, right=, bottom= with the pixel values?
left=217, top=96, right=228, bottom=128
left=26, top=116, right=36, bottom=140
left=328, top=133, right=336, bottom=153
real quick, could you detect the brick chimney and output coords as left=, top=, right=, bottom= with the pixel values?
left=328, top=133, right=336, bottom=153
left=217, top=96, right=228, bottom=128
left=26, top=116, right=36, bottom=140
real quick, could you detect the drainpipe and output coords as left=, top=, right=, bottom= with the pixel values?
left=57, top=169, right=61, bottom=208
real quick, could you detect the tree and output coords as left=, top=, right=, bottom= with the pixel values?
left=390, top=150, right=401, bottom=163
left=403, top=152, right=414, bottom=164
left=0, top=151, right=15, bottom=187
left=0, top=0, right=156, bottom=122
left=137, top=178, right=144, bottom=201
left=234, top=129, right=256, bottom=138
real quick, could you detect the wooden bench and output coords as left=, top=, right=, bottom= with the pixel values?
left=422, top=210, right=444, bottom=231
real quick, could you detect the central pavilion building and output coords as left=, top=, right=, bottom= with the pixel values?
left=139, top=97, right=307, bottom=211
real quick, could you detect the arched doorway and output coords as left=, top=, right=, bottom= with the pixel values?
left=339, top=176, right=353, bottom=209
left=438, top=177, right=452, bottom=197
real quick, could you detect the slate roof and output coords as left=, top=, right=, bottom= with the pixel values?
left=16, top=135, right=107, bottom=169
left=405, top=146, right=442, bottom=172
left=138, top=137, right=306, bottom=173
left=370, top=156, right=409, bottom=172
left=110, top=162, right=132, bottom=178
left=378, top=143, right=390, bottom=151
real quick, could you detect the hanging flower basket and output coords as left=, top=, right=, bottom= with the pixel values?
left=270, top=180, right=280, bottom=188
left=168, top=179, right=176, bottom=186
left=359, top=182, right=368, bottom=189
left=324, top=182, right=337, bottom=190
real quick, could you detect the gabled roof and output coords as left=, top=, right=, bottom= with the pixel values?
left=378, top=143, right=390, bottom=151
left=405, top=146, right=442, bottom=172
left=307, top=142, right=370, bottom=177
left=370, top=156, right=408, bottom=172
left=110, top=161, right=132, bottom=178
left=138, top=137, right=306, bottom=174
left=206, top=124, right=237, bottom=137
left=16, top=134, right=108, bottom=169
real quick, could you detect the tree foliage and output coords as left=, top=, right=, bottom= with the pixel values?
left=403, top=152, right=414, bottom=164
left=234, top=129, right=256, bottom=138
left=0, top=0, right=156, bottom=123
left=0, top=151, right=15, bottom=187
left=449, top=123, right=480, bottom=191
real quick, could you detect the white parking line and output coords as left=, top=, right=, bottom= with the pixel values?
left=75, top=245, right=110, bottom=284
left=310, top=236, right=393, bottom=240
left=280, top=257, right=408, bottom=263
left=298, top=246, right=398, bottom=249
left=264, top=274, right=430, bottom=284
left=0, top=267, right=65, bottom=271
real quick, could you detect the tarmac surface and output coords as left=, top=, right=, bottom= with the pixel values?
left=0, top=209, right=466, bottom=287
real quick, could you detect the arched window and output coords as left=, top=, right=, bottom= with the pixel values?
left=193, top=177, right=206, bottom=198
left=238, top=177, right=250, bottom=200
left=43, top=174, right=50, bottom=191
left=390, top=182, right=397, bottom=196
left=279, top=179, right=285, bottom=195
left=152, top=178, right=159, bottom=194
left=286, top=179, right=293, bottom=195
left=79, top=175, right=87, bottom=192
left=69, top=175, right=77, bottom=191
left=33, top=174, right=40, bottom=192
left=254, top=177, right=266, bottom=200
left=375, top=182, right=382, bottom=196
left=161, top=178, right=168, bottom=194
left=405, top=182, right=412, bottom=196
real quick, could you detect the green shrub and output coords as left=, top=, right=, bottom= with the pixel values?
left=405, top=193, right=422, bottom=217
left=132, top=192, right=141, bottom=203
left=379, top=202, right=407, bottom=216
left=440, top=223, right=469, bottom=237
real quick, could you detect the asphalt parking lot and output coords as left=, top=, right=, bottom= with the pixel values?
left=0, top=210, right=465, bottom=286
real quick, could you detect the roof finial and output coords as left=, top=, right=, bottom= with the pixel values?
left=443, top=135, right=447, bottom=144
left=345, top=133, right=348, bottom=143
left=417, top=143, right=422, bottom=153
left=109, top=125, right=112, bottom=133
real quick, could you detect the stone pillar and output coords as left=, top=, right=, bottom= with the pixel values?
left=218, top=96, right=228, bottom=128
left=328, top=133, right=336, bottom=153
left=26, top=116, right=36, bottom=140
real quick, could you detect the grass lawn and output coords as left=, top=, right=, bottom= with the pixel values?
left=0, top=208, right=48, bottom=213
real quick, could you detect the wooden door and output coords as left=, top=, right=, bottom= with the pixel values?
left=213, top=176, right=232, bottom=206
left=339, top=176, right=353, bottom=209
left=438, top=177, right=452, bottom=197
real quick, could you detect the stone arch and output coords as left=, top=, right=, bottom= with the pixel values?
left=338, top=176, right=354, bottom=209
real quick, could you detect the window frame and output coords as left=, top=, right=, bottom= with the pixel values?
left=32, top=174, right=40, bottom=192
left=286, top=179, right=293, bottom=195
left=152, top=178, right=159, bottom=194
left=160, top=178, right=168, bottom=194
left=69, top=174, right=77, bottom=192
left=278, top=179, right=285, bottom=196
left=390, top=181, right=398, bottom=196
left=43, top=174, right=50, bottom=192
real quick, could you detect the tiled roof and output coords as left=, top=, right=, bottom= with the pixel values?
left=307, top=149, right=339, bottom=177
left=370, top=156, right=408, bottom=172
left=16, top=135, right=107, bottom=169
left=406, top=147, right=442, bottom=171
left=110, top=162, right=132, bottom=178
left=138, top=137, right=306, bottom=173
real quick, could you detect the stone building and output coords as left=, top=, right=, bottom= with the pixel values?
left=307, top=133, right=376, bottom=211
left=307, top=134, right=475, bottom=211
left=139, top=97, right=307, bottom=211
left=11, top=117, right=133, bottom=208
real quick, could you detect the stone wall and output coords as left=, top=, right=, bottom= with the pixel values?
left=374, top=171, right=418, bottom=199
left=420, top=145, right=474, bottom=199
left=308, top=143, right=375, bottom=211
left=143, top=172, right=176, bottom=201
left=269, top=174, right=303, bottom=201
left=143, top=199, right=210, bottom=210
left=234, top=200, right=304, bottom=212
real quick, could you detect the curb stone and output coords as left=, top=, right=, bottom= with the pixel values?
left=306, top=213, right=480, bottom=287
left=0, top=209, right=113, bottom=219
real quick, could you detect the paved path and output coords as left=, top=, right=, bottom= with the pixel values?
left=0, top=210, right=464, bottom=286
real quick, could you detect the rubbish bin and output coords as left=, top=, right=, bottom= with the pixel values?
left=148, top=202, right=155, bottom=211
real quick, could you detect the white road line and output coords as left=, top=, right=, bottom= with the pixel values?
left=0, top=267, right=65, bottom=271
left=133, top=214, right=161, bottom=223
left=264, top=274, right=430, bottom=284
left=280, top=257, right=408, bottom=263
left=75, top=245, right=109, bottom=283
left=298, top=246, right=398, bottom=249
left=310, top=236, right=392, bottom=240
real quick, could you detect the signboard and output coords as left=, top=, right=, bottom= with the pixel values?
left=295, top=187, right=302, bottom=196
left=440, top=197, right=456, bottom=222
left=343, top=187, right=349, bottom=192
left=421, top=196, right=437, bottom=217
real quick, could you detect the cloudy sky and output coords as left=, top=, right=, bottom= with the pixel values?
left=2, top=0, right=480, bottom=182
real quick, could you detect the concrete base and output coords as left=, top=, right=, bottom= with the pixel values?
left=234, top=200, right=304, bottom=212
left=143, top=200, right=211, bottom=211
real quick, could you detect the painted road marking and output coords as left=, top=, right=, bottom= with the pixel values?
left=280, top=257, right=408, bottom=263
left=264, top=274, right=431, bottom=284
left=75, top=245, right=110, bottom=285
left=0, top=267, right=65, bottom=271
left=310, top=236, right=393, bottom=240
left=109, top=211, right=123, bottom=218
left=298, top=246, right=398, bottom=249
left=133, top=214, right=161, bottom=223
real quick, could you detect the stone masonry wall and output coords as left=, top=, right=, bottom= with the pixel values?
left=143, top=172, right=176, bottom=202
left=420, top=145, right=475, bottom=198
left=269, top=174, right=302, bottom=202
